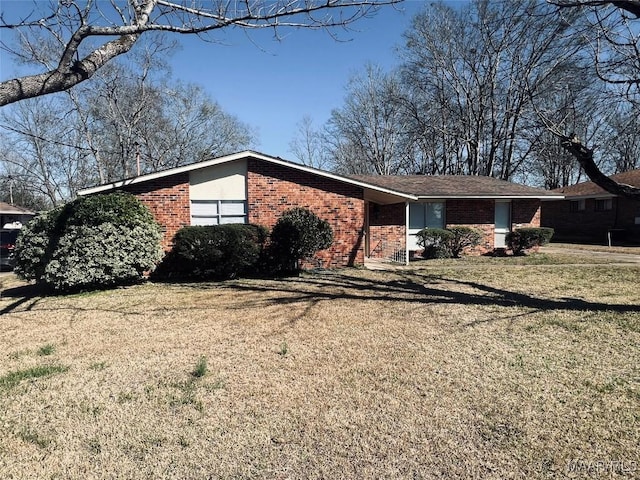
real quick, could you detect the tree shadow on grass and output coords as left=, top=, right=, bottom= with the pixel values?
left=0, top=284, right=47, bottom=315
left=1, top=270, right=638, bottom=321
left=215, top=271, right=640, bottom=317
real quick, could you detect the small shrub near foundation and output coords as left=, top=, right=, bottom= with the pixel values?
left=447, top=226, right=483, bottom=258
left=269, top=208, right=333, bottom=272
left=415, top=228, right=454, bottom=259
left=506, top=227, right=554, bottom=255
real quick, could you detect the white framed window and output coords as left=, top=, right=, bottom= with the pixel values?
left=191, top=200, right=247, bottom=226
left=409, top=202, right=445, bottom=230
left=569, top=199, right=586, bottom=212
left=408, top=201, right=445, bottom=250
left=594, top=198, right=613, bottom=211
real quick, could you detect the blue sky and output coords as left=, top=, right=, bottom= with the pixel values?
left=168, top=0, right=427, bottom=158
left=0, top=0, right=433, bottom=159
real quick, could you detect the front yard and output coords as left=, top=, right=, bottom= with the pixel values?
left=1, top=256, right=639, bottom=478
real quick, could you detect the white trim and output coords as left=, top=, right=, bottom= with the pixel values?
left=416, top=195, right=565, bottom=200
left=405, top=202, right=410, bottom=266
left=77, top=150, right=418, bottom=201
left=560, top=193, right=616, bottom=200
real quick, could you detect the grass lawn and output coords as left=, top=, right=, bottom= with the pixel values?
left=1, top=256, right=639, bottom=478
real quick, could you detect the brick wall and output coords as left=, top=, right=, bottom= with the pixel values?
left=542, top=197, right=640, bottom=243
left=446, top=199, right=495, bottom=251
left=512, top=199, right=541, bottom=228
left=120, top=173, right=190, bottom=251
left=368, top=203, right=406, bottom=259
left=445, top=199, right=541, bottom=252
left=247, top=159, right=365, bottom=268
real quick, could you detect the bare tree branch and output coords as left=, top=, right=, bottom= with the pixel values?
left=550, top=1, right=640, bottom=17
left=558, top=134, right=640, bottom=196
left=0, top=0, right=400, bottom=106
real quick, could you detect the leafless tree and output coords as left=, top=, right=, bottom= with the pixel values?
left=0, top=38, right=256, bottom=206
left=399, top=0, right=585, bottom=180
left=326, top=64, right=410, bottom=175
left=546, top=0, right=640, bottom=197
left=288, top=116, right=330, bottom=169
left=0, top=0, right=400, bottom=106
left=0, top=97, right=91, bottom=205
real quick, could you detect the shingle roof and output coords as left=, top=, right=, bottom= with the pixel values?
left=552, top=169, right=640, bottom=197
left=77, top=149, right=560, bottom=200
left=0, top=202, right=35, bottom=215
left=349, top=175, right=559, bottom=198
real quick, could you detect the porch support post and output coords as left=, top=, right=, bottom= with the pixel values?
left=405, top=201, right=410, bottom=265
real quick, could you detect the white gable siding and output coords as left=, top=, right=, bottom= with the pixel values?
left=189, top=159, right=247, bottom=201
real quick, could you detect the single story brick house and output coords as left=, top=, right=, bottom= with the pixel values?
left=541, top=169, right=640, bottom=245
left=78, top=151, right=562, bottom=266
left=0, top=202, right=35, bottom=229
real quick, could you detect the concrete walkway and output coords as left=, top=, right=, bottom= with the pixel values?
left=541, top=245, right=640, bottom=264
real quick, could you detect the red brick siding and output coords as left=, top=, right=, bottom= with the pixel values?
left=541, top=197, right=640, bottom=243
left=445, top=199, right=495, bottom=251
left=120, top=173, right=190, bottom=250
left=512, top=200, right=541, bottom=228
left=445, top=199, right=541, bottom=252
left=368, top=203, right=406, bottom=259
left=246, top=159, right=365, bottom=268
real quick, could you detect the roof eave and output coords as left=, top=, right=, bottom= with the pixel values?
left=415, top=195, right=565, bottom=200
left=77, top=150, right=418, bottom=201
left=559, top=192, right=616, bottom=200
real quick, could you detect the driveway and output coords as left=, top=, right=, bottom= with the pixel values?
left=541, top=245, right=640, bottom=264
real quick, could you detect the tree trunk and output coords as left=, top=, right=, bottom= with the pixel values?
left=560, top=135, right=640, bottom=198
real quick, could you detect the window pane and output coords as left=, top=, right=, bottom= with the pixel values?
left=409, top=203, right=425, bottom=229
left=426, top=202, right=444, bottom=228
left=192, top=217, right=219, bottom=226
left=220, top=216, right=246, bottom=225
left=220, top=201, right=246, bottom=215
left=191, top=201, right=218, bottom=216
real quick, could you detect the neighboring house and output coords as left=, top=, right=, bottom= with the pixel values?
left=541, top=169, right=640, bottom=245
left=0, top=202, right=35, bottom=229
left=77, top=151, right=562, bottom=267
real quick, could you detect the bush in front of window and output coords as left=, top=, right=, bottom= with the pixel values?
left=506, top=227, right=554, bottom=255
left=415, top=227, right=454, bottom=259
left=447, top=226, right=484, bottom=258
left=268, top=207, right=333, bottom=272
left=14, top=193, right=162, bottom=292
left=155, top=224, right=269, bottom=280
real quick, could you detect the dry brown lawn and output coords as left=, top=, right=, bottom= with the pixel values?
left=1, top=258, right=639, bottom=479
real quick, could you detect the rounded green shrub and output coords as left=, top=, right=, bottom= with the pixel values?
left=447, top=226, right=483, bottom=258
left=506, top=227, right=554, bottom=255
left=155, top=224, right=268, bottom=280
left=269, top=207, right=333, bottom=272
left=13, top=208, right=62, bottom=282
left=415, top=227, right=454, bottom=259
left=13, top=193, right=162, bottom=292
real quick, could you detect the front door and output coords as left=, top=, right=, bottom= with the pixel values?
left=494, top=201, right=511, bottom=248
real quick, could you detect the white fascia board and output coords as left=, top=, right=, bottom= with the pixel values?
left=77, top=151, right=254, bottom=195
left=415, top=195, right=566, bottom=200
left=77, top=150, right=417, bottom=201
left=562, top=193, right=616, bottom=200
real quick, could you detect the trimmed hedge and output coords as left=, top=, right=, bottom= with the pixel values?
left=447, top=226, right=483, bottom=258
left=14, top=193, right=162, bottom=292
left=269, top=208, right=333, bottom=272
left=155, top=224, right=269, bottom=280
left=415, top=228, right=454, bottom=259
left=416, top=226, right=483, bottom=259
left=506, top=227, right=554, bottom=255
